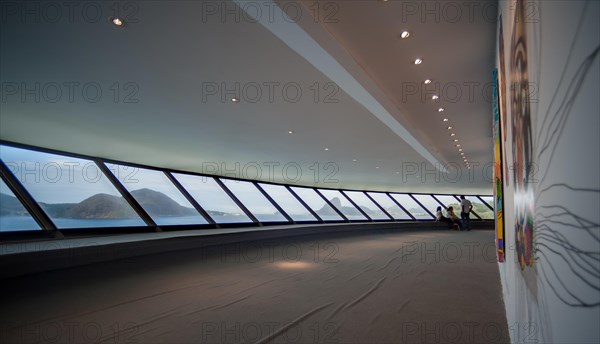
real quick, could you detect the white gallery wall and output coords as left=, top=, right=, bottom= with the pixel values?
left=497, top=0, right=599, bottom=343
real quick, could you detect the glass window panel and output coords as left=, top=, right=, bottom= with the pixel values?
left=435, top=195, right=461, bottom=211
left=220, top=179, right=287, bottom=222
left=289, top=187, right=343, bottom=221
left=411, top=195, right=440, bottom=218
left=106, top=164, right=207, bottom=226
left=172, top=174, right=251, bottom=223
left=0, top=145, right=145, bottom=228
left=390, top=194, right=432, bottom=219
left=464, top=196, right=494, bottom=219
left=318, top=189, right=367, bottom=220
left=344, top=191, right=390, bottom=220
left=0, top=178, right=41, bottom=232
left=480, top=196, right=495, bottom=210
left=258, top=184, right=316, bottom=221
left=367, top=192, right=412, bottom=220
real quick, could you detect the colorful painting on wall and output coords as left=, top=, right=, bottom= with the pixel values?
left=498, top=15, right=510, bottom=188
left=510, top=0, right=535, bottom=269
left=492, top=69, right=505, bottom=263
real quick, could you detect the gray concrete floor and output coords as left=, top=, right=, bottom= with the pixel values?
left=0, top=228, right=509, bottom=344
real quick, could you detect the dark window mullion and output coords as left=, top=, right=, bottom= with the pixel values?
left=286, top=186, right=323, bottom=222
left=214, top=178, right=260, bottom=224
left=164, top=171, right=217, bottom=226
left=387, top=193, right=416, bottom=220
left=0, top=160, right=59, bottom=233
left=364, top=192, right=394, bottom=220
left=254, top=182, right=293, bottom=223
left=409, top=194, right=435, bottom=219
left=478, top=195, right=495, bottom=211
left=340, top=191, right=372, bottom=221
left=96, top=161, right=159, bottom=230
left=314, top=189, right=348, bottom=222
left=431, top=194, right=448, bottom=210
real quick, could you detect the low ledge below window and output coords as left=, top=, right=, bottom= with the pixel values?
left=0, top=221, right=493, bottom=279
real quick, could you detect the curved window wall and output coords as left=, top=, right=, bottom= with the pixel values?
left=0, top=143, right=493, bottom=233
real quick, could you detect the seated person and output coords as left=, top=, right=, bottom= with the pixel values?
left=446, top=206, right=462, bottom=230
left=435, top=206, right=456, bottom=229
left=435, top=206, right=447, bottom=221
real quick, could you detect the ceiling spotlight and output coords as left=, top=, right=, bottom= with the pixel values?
left=438, top=108, right=444, bottom=112
left=447, top=126, right=453, bottom=130
left=352, top=159, right=358, bottom=162
left=456, top=144, right=461, bottom=147
left=432, top=95, right=439, bottom=100
left=459, top=148, right=463, bottom=152
left=231, top=98, right=239, bottom=103
left=112, top=17, right=124, bottom=26
left=400, top=31, right=410, bottom=39
left=453, top=139, right=459, bottom=142
left=424, top=79, right=432, bottom=84
left=460, top=152, right=465, bottom=155
left=288, top=130, right=294, bottom=134
left=443, top=118, right=449, bottom=122
left=414, top=58, right=423, bottom=65
left=324, top=148, right=329, bottom=151
left=450, top=133, right=456, bottom=137
left=376, top=166, right=381, bottom=169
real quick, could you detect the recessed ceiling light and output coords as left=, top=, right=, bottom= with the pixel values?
left=231, top=98, right=239, bottom=103
left=447, top=126, right=453, bottom=130
left=414, top=58, right=423, bottom=65
left=438, top=108, right=445, bottom=112
left=112, top=18, right=124, bottom=26
left=453, top=139, right=459, bottom=142
left=460, top=152, right=465, bottom=155
left=432, top=95, right=439, bottom=100
left=459, top=148, right=463, bottom=152
left=288, top=130, right=294, bottom=134
left=456, top=144, right=461, bottom=147
left=324, top=148, right=329, bottom=151
left=376, top=166, right=380, bottom=169
left=352, top=159, right=358, bottom=162
left=424, top=79, right=432, bottom=84
left=443, top=118, right=449, bottom=122
left=400, top=31, right=410, bottom=39
left=450, top=133, right=456, bottom=137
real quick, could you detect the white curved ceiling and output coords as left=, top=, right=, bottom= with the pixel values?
left=0, top=0, right=497, bottom=194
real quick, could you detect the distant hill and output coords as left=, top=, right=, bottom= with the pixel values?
left=317, top=197, right=362, bottom=217
left=0, top=193, right=29, bottom=216
left=1, top=189, right=203, bottom=219
left=64, top=193, right=138, bottom=219
left=130, top=188, right=198, bottom=217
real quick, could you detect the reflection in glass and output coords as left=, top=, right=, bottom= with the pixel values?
left=480, top=196, right=495, bottom=210
left=106, top=165, right=207, bottom=226
left=466, top=196, right=494, bottom=219
left=173, top=174, right=252, bottom=223
left=344, top=191, right=390, bottom=220
left=258, top=184, right=316, bottom=221
left=0, top=178, right=41, bottom=232
left=367, top=192, right=412, bottom=220
left=411, top=195, right=440, bottom=217
left=220, top=179, right=287, bottom=222
left=318, top=189, right=367, bottom=220
left=0, top=145, right=145, bottom=229
left=289, top=187, right=343, bottom=221
left=390, top=194, right=432, bottom=219
left=434, top=195, right=461, bottom=211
